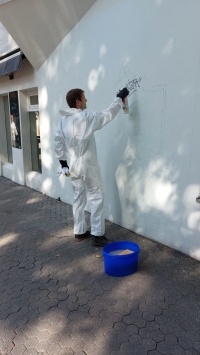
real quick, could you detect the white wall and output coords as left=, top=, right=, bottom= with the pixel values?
left=5, top=0, right=200, bottom=260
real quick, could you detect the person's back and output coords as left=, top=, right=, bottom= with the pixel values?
left=57, top=108, right=97, bottom=177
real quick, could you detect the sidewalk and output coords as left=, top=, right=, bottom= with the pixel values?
left=0, top=176, right=200, bottom=355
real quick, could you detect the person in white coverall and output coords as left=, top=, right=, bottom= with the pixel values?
left=54, top=87, right=129, bottom=247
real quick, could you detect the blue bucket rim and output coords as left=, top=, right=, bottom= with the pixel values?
left=102, top=240, right=140, bottom=256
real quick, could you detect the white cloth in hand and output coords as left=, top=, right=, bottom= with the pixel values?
left=57, top=167, right=70, bottom=177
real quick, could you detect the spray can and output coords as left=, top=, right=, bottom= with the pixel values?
left=122, top=97, right=129, bottom=114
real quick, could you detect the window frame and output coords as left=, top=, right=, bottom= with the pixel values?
left=28, top=92, right=39, bottom=112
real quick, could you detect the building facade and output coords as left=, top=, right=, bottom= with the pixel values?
left=0, top=0, right=200, bottom=260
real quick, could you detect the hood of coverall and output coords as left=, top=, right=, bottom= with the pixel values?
left=59, top=109, right=82, bottom=116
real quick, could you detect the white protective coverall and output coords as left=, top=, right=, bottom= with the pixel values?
left=54, top=97, right=122, bottom=236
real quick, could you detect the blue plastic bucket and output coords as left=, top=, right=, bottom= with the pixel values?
left=102, top=241, right=140, bottom=277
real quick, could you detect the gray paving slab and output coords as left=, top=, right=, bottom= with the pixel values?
left=0, top=176, right=200, bottom=355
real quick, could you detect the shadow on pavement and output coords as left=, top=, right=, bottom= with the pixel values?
left=0, top=176, right=200, bottom=355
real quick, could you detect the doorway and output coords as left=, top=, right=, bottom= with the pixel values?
left=29, top=111, right=41, bottom=173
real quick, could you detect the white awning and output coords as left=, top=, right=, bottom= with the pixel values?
left=0, top=0, right=96, bottom=70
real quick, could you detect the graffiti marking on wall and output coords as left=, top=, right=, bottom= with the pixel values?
left=126, top=77, right=142, bottom=94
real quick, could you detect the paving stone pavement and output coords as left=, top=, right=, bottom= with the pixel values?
left=0, top=176, right=200, bottom=355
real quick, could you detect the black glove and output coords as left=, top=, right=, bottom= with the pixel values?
left=116, top=87, right=129, bottom=100
left=59, top=160, right=69, bottom=169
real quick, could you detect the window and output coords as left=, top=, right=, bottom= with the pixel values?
left=28, top=94, right=39, bottom=111
left=3, top=95, right=13, bottom=163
